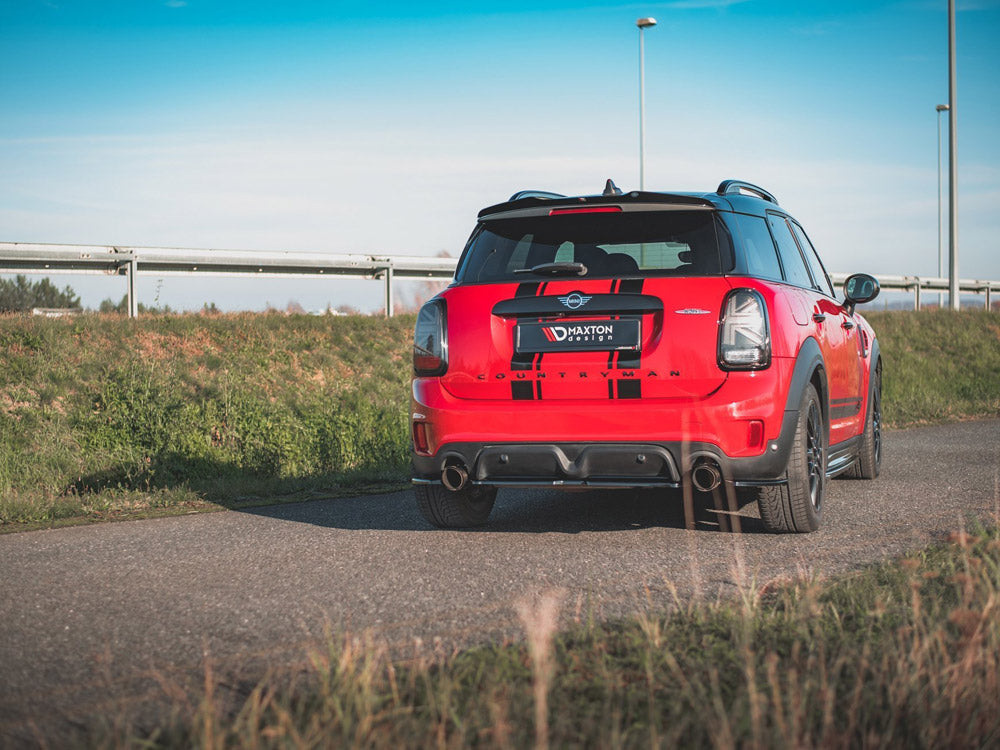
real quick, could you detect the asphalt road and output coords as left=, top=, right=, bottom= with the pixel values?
left=2, top=419, right=998, bottom=744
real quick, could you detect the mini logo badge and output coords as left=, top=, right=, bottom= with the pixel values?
left=558, top=292, right=592, bottom=310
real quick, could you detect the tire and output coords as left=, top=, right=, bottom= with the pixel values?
left=414, top=483, right=497, bottom=528
left=754, top=382, right=826, bottom=533
left=845, top=364, right=882, bottom=480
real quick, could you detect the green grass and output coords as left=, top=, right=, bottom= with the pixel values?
left=1, top=309, right=998, bottom=531
left=0, top=313, right=415, bottom=530
left=865, top=309, right=1000, bottom=426
left=101, top=522, right=999, bottom=748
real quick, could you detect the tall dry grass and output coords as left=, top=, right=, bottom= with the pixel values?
left=101, top=522, right=1000, bottom=749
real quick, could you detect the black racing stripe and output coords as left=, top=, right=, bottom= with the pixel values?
left=619, top=278, right=644, bottom=294
left=512, top=381, right=535, bottom=400
left=616, top=351, right=641, bottom=369
left=606, top=278, right=621, bottom=381
left=617, top=379, right=642, bottom=399
left=511, top=353, right=534, bottom=370
left=510, top=282, right=544, bottom=394
left=534, top=282, right=548, bottom=371
left=511, top=282, right=542, bottom=371
left=614, top=278, right=645, bottom=397
left=535, top=380, right=543, bottom=399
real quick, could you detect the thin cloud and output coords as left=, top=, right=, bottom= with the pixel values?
left=164, top=0, right=187, bottom=8
left=791, top=21, right=843, bottom=36
left=658, top=0, right=752, bottom=9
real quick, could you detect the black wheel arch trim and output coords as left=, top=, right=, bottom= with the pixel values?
left=742, top=337, right=827, bottom=481
left=784, top=337, right=827, bottom=419
left=864, top=337, right=882, bottom=427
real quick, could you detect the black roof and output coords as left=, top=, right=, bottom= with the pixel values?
left=478, top=180, right=781, bottom=220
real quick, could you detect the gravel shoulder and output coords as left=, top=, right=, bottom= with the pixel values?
left=1, top=419, right=998, bottom=745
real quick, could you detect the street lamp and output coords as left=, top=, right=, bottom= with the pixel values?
left=936, top=103, right=949, bottom=308
left=637, top=17, right=657, bottom=190
left=947, top=0, right=959, bottom=310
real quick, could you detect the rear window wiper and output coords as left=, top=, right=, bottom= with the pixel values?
left=513, top=262, right=588, bottom=276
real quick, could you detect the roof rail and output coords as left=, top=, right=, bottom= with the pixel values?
left=716, top=180, right=777, bottom=204
left=508, top=190, right=566, bottom=201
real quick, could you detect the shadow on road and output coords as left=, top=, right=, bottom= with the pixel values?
left=240, top=485, right=768, bottom=535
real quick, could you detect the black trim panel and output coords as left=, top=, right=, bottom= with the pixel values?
left=492, top=293, right=664, bottom=319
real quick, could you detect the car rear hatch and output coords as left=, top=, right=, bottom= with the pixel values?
left=440, top=199, right=732, bottom=401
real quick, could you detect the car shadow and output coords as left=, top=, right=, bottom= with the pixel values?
left=240, top=485, right=769, bottom=535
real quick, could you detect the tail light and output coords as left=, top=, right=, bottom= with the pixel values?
left=413, top=299, right=448, bottom=376
left=718, top=289, right=770, bottom=370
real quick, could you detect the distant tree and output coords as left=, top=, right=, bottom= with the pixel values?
left=97, top=294, right=173, bottom=315
left=99, top=296, right=127, bottom=314
left=0, top=275, right=81, bottom=312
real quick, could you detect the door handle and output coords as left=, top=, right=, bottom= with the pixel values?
left=812, top=313, right=826, bottom=323
left=842, top=319, right=855, bottom=330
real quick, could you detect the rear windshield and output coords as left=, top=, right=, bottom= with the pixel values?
left=456, top=210, right=730, bottom=283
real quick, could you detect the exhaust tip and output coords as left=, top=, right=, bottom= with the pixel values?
left=441, top=464, right=469, bottom=492
left=691, top=459, right=723, bottom=493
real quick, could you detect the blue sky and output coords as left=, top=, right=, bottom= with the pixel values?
left=2, top=0, right=998, bottom=311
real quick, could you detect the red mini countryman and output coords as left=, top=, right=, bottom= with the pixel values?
left=410, top=180, right=882, bottom=533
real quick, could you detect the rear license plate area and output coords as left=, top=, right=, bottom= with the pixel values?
left=515, top=319, right=641, bottom=353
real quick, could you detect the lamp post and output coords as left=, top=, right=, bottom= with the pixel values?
left=947, top=0, right=959, bottom=310
left=637, top=17, right=657, bottom=190
left=936, top=104, right=949, bottom=308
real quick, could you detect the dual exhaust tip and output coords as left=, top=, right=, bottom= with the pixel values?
left=441, top=464, right=470, bottom=492
left=690, top=458, right=723, bottom=493
left=441, top=457, right=723, bottom=493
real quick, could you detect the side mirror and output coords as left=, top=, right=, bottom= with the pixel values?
left=843, top=273, right=880, bottom=314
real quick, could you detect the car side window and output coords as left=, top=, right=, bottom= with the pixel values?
left=734, top=214, right=782, bottom=281
left=767, top=214, right=812, bottom=289
left=789, top=222, right=836, bottom=298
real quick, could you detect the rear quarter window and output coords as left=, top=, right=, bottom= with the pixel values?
left=734, top=213, right=782, bottom=281
left=789, top=221, right=836, bottom=297
left=767, top=214, right=813, bottom=289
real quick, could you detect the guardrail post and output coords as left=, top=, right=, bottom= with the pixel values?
left=384, top=264, right=394, bottom=317
left=984, top=285, right=991, bottom=310
left=127, top=256, right=138, bottom=319
left=913, top=281, right=921, bottom=311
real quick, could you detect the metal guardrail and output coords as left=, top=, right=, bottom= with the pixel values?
left=0, top=242, right=456, bottom=317
left=1, top=242, right=996, bottom=317
left=828, top=273, right=998, bottom=311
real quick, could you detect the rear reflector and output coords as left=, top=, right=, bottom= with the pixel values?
left=748, top=420, right=765, bottom=450
left=412, top=422, right=430, bottom=454
left=548, top=206, right=622, bottom=216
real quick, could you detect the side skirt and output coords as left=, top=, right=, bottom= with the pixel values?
left=826, top=436, right=861, bottom=478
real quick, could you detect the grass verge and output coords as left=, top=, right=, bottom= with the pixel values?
left=102, top=522, right=1000, bottom=748
left=0, top=313, right=415, bottom=531
left=1, top=309, right=997, bottom=532
left=866, top=309, right=1000, bottom=426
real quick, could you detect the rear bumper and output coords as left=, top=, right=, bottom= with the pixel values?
left=411, top=424, right=797, bottom=489
left=411, top=359, right=799, bottom=486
